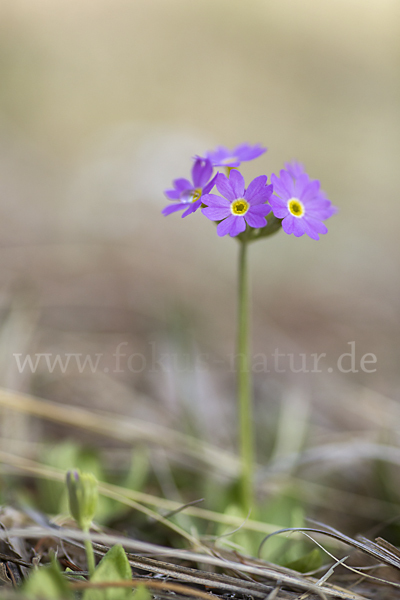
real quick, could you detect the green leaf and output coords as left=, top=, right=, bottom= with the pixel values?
left=22, top=559, right=72, bottom=599
left=83, top=544, right=132, bottom=600
left=285, top=548, right=322, bottom=573
left=133, top=584, right=152, bottom=600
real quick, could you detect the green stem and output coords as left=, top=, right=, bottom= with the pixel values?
left=84, top=532, right=96, bottom=577
left=237, top=240, right=253, bottom=513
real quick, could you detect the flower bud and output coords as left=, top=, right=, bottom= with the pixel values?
left=66, top=469, right=98, bottom=531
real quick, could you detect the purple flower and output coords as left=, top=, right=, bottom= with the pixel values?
left=269, top=169, right=337, bottom=240
left=201, top=170, right=272, bottom=237
left=206, top=143, right=267, bottom=168
left=163, top=157, right=217, bottom=217
left=284, top=160, right=336, bottom=219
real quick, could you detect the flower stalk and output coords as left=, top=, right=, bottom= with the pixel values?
left=84, top=538, right=96, bottom=577
left=237, top=238, right=253, bottom=512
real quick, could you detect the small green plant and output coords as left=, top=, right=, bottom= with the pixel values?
left=23, top=470, right=136, bottom=599
left=65, top=469, right=136, bottom=599
left=66, top=469, right=98, bottom=576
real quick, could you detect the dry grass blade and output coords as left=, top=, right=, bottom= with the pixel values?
left=260, top=525, right=400, bottom=577
left=71, top=578, right=220, bottom=600
left=0, top=388, right=238, bottom=475
left=373, top=537, right=400, bottom=560
left=295, top=532, right=400, bottom=594
left=0, top=527, right=367, bottom=599
left=357, top=536, right=400, bottom=569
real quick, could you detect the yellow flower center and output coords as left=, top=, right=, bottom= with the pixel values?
left=288, top=197, right=305, bottom=218
left=191, top=188, right=202, bottom=202
left=231, top=198, right=249, bottom=216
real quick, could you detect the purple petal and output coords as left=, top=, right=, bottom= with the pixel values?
left=217, top=215, right=237, bottom=237
left=284, top=160, right=306, bottom=178
left=162, top=203, right=186, bottom=216
left=280, top=170, right=296, bottom=196
left=182, top=199, right=202, bottom=217
left=229, top=216, right=246, bottom=236
left=282, top=214, right=296, bottom=234
left=235, top=143, right=267, bottom=161
left=203, top=172, right=218, bottom=195
left=323, top=204, right=338, bottom=218
left=206, top=146, right=228, bottom=161
left=304, top=201, right=331, bottom=219
left=202, top=205, right=231, bottom=220
left=303, top=216, right=328, bottom=234
left=264, top=184, right=274, bottom=199
left=293, top=174, right=311, bottom=197
left=297, top=177, right=320, bottom=201
left=164, top=189, right=181, bottom=200
left=206, top=146, right=239, bottom=167
left=269, top=195, right=288, bottom=218
left=216, top=173, right=236, bottom=201
left=192, top=158, right=213, bottom=188
left=244, top=212, right=268, bottom=228
left=301, top=219, right=321, bottom=240
left=292, top=218, right=306, bottom=237
left=174, top=178, right=192, bottom=192
left=244, top=175, right=268, bottom=202
left=270, top=173, right=290, bottom=199
left=305, top=197, right=331, bottom=209
left=201, top=193, right=230, bottom=207
left=207, top=144, right=266, bottom=167
left=308, top=195, right=337, bottom=219
left=249, top=204, right=271, bottom=217
left=229, top=169, right=245, bottom=198
left=316, top=190, right=337, bottom=217
left=247, top=183, right=273, bottom=205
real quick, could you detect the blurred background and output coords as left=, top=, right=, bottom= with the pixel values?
left=0, top=0, right=400, bottom=546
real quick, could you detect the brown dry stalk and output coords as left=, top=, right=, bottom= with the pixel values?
left=70, top=578, right=219, bottom=600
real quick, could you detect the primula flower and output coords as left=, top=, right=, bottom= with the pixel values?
left=284, top=160, right=337, bottom=220
left=202, top=170, right=272, bottom=237
left=163, top=157, right=217, bottom=217
left=206, top=143, right=266, bottom=168
left=269, top=169, right=336, bottom=240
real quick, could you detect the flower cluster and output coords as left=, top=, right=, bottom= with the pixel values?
left=163, top=144, right=336, bottom=240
